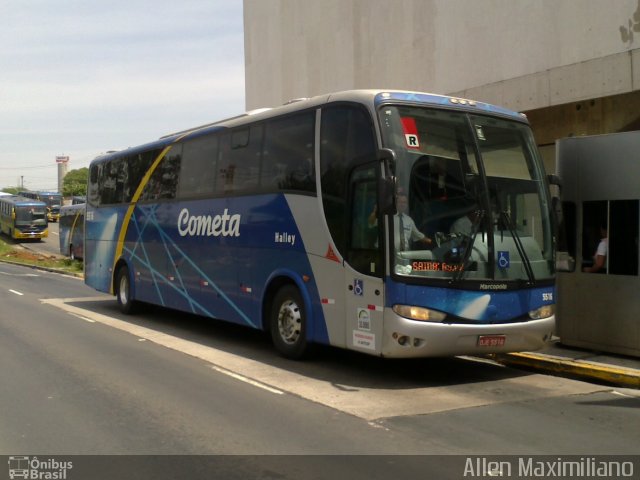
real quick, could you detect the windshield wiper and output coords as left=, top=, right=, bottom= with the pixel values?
left=451, top=209, right=485, bottom=284
left=500, top=210, right=535, bottom=284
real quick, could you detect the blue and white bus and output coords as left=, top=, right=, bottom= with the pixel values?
left=0, top=195, right=49, bottom=241
left=59, top=202, right=85, bottom=260
left=85, top=90, right=557, bottom=359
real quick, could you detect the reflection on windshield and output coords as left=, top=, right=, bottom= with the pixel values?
left=379, top=106, right=554, bottom=283
left=16, top=207, right=47, bottom=225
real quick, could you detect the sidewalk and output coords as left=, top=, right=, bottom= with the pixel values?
left=495, top=339, right=640, bottom=389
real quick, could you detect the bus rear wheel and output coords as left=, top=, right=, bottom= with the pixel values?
left=116, top=266, right=138, bottom=314
left=270, top=285, right=310, bottom=359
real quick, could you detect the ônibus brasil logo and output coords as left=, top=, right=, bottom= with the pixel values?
left=8, top=456, right=72, bottom=479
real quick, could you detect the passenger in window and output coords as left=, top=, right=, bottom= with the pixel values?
left=583, top=225, right=608, bottom=273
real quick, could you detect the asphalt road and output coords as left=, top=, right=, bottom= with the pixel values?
left=1, top=261, right=639, bottom=479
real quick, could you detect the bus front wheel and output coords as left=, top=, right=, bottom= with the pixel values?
left=270, top=285, right=310, bottom=359
left=116, top=266, right=138, bottom=314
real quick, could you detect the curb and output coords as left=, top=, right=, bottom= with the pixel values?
left=495, top=352, right=640, bottom=389
left=0, top=258, right=84, bottom=278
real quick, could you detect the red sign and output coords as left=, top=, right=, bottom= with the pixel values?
left=400, top=117, right=420, bottom=149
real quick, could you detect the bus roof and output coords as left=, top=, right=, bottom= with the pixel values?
left=370, top=90, right=527, bottom=120
left=0, top=195, right=48, bottom=207
left=91, top=89, right=528, bottom=164
left=210, top=90, right=528, bottom=128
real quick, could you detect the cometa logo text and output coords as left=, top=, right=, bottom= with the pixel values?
left=177, top=208, right=241, bottom=237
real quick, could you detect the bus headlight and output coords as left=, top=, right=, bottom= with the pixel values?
left=392, top=305, right=447, bottom=322
left=528, top=304, right=555, bottom=320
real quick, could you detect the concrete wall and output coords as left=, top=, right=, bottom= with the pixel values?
left=244, top=0, right=640, bottom=111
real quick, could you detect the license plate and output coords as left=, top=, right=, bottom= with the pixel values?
left=477, top=335, right=506, bottom=347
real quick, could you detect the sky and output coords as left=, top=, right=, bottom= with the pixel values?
left=0, top=0, right=245, bottom=192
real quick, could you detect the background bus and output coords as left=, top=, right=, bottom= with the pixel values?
left=0, top=195, right=48, bottom=241
left=59, top=203, right=85, bottom=260
left=17, top=190, right=62, bottom=222
left=85, top=90, right=557, bottom=359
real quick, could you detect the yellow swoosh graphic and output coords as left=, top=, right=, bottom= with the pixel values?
left=109, top=144, right=173, bottom=293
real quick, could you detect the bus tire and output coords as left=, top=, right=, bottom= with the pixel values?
left=116, top=266, right=138, bottom=314
left=270, top=285, right=310, bottom=359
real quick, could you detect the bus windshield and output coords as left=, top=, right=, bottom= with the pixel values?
left=41, top=194, right=62, bottom=208
left=379, top=105, right=554, bottom=283
left=15, top=205, right=47, bottom=225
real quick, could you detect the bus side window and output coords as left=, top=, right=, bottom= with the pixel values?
left=99, top=158, right=125, bottom=205
left=213, top=126, right=264, bottom=195
left=141, top=145, right=182, bottom=201
left=88, top=164, right=101, bottom=206
left=178, top=135, right=219, bottom=198
left=234, top=126, right=263, bottom=192
left=215, top=134, right=233, bottom=194
left=122, top=151, right=157, bottom=203
left=262, top=112, right=315, bottom=193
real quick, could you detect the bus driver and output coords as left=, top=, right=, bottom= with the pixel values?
left=369, top=194, right=432, bottom=251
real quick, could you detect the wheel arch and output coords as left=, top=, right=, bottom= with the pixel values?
left=261, top=269, right=315, bottom=337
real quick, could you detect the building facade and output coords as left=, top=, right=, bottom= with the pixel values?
left=243, top=0, right=640, bottom=172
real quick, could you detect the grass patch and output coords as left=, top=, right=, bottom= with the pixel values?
left=0, top=235, right=83, bottom=275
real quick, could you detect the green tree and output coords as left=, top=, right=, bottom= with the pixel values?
left=1, top=187, right=20, bottom=194
left=62, top=168, right=89, bottom=197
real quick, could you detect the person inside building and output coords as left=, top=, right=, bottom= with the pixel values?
left=583, top=224, right=608, bottom=273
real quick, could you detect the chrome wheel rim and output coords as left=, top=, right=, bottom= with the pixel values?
left=119, top=275, right=129, bottom=305
left=277, top=299, right=301, bottom=345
